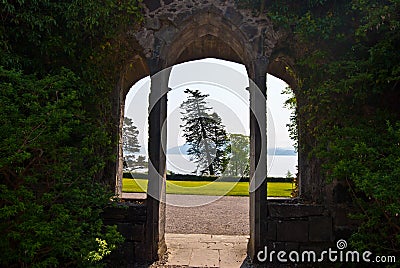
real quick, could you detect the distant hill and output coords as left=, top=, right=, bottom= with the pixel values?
left=167, top=144, right=190, bottom=155
left=167, top=143, right=296, bottom=156
left=124, top=143, right=297, bottom=156
left=268, top=148, right=297, bottom=156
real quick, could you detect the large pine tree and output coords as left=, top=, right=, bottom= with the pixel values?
left=122, top=117, right=140, bottom=154
left=180, top=89, right=230, bottom=175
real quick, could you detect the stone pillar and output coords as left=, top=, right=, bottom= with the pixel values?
left=115, top=79, right=127, bottom=197
left=146, top=65, right=170, bottom=262
left=248, top=57, right=268, bottom=262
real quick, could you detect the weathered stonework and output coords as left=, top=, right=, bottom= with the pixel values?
left=260, top=198, right=358, bottom=266
left=132, top=0, right=282, bottom=71
left=102, top=201, right=147, bottom=266
left=108, top=1, right=360, bottom=266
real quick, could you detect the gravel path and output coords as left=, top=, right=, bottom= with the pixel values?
left=165, top=194, right=249, bottom=235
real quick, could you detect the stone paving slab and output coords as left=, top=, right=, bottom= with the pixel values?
left=164, top=233, right=250, bottom=268
left=219, top=247, right=248, bottom=268
left=190, top=248, right=219, bottom=267
left=167, top=248, right=191, bottom=266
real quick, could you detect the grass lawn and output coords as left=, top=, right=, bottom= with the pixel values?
left=122, top=178, right=293, bottom=197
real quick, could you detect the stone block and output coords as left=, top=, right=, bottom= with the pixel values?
left=134, top=242, right=147, bottom=262
left=106, top=241, right=134, bottom=266
left=263, top=221, right=277, bottom=241
left=102, top=206, right=127, bottom=221
left=224, top=6, right=243, bottom=25
left=277, top=221, right=309, bottom=242
left=132, top=224, right=146, bottom=242
left=116, top=223, right=146, bottom=242
left=127, top=204, right=147, bottom=222
left=145, top=0, right=161, bottom=12
left=175, top=10, right=192, bottom=23
left=117, top=223, right=134, bottom=241
left=146, top=17, right=161, bottom=30
left=240, top=24, right=259, bottom=39
left=309, top=216, right=333, bottom=242
left=219, top=247, right=248, bottom=268
left=167, top=248, right=191, bottom=266
left=268, top=203, right=324, bottom=218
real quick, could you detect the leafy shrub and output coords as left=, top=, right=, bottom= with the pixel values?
left=0, top=67, right=124, bottom=267
left=241, top=0, right=400, bottom=257
left=0, top=0, right=142, bottom=266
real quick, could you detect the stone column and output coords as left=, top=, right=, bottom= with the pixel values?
left=115, top=90, right=125, bottom=197
left=248, top=57, right=268, bottom=262
left=146, top=65, right=171, bottom=262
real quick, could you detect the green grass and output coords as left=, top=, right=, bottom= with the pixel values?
left=122, top=178, right=293, bottom=197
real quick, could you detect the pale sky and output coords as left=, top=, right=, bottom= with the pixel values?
left=124, top=58, right=294, bottom=154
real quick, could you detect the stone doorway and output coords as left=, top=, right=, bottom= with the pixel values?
left=108, top=2, right=360, bottom=266
left=142, top=59, right=267, bottom=262
left=112, top=1, right=337, bottom=265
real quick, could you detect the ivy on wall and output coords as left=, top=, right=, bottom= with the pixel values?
left=240, top=0, right=400, bottom=256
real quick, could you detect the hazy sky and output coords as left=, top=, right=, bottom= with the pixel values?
left=125, top=58, right=294, bottom=152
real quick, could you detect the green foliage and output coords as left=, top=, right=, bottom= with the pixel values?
left=225, top=134, right=250, bottom=177
left=246, top=0, right=400, bottom=257
left=0, top=0, right=142, bottom=266
left=0, top=0, right=142, bottom=73
left=282, top=86, right=298, bottom=149
left=0, top=68, right=124, bottom=267
left=87, top=238, right=117, bottom=263
left=317, top=118, right=400, bottom=254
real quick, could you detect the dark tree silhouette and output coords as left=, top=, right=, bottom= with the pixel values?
left=122, top=117, right=140, bottom=154
left=180, top=89, right=230, bottom=175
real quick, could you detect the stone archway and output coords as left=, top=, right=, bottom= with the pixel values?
left=129, top=1, right=278, bottom=262
left=112, top=0, right=344, bottom=265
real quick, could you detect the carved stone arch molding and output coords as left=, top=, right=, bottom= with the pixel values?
left=161, top=11, right=253, bottom=68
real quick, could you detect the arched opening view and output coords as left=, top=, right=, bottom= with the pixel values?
left=122, top=76, right=151, bottom=199
left=121, top=72, right=298, bottom=199
left=267, top=74, right=298, bottom=198
left=120, top=57, right=299, bottom=266
left=165, top=59, right=250, bottom=249
left=121, top=58, right=252, bottom=266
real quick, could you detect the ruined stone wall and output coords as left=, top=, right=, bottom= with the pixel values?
left=260, top=198, right=359, bottom=265
left=102, top=201, right=147, bottom=267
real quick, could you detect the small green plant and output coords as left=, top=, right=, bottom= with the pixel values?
left=87, top=238, right=115, bottom=262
